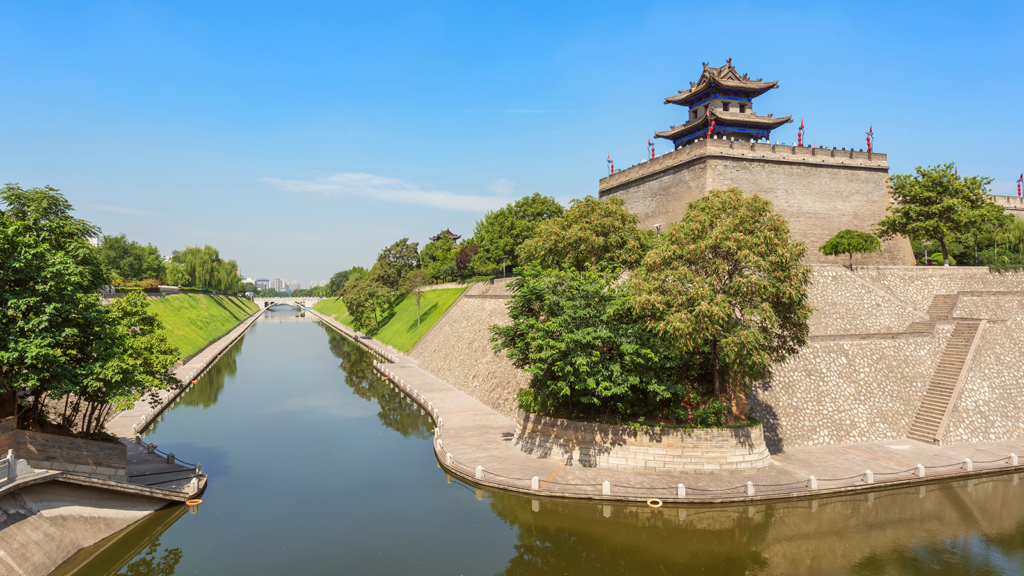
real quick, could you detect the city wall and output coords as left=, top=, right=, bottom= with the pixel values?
left=411, top=267, right=1024, bottom=453
left=598, top=138, right=915, bottom=266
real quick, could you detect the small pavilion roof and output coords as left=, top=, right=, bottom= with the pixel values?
left=655, top=110, right=792, bottom=140
left=429, top=229, right=462, bottom=242
left=665, top=59, right=778, bottom=106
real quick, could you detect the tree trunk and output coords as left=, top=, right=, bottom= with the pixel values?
left=940, top=238, right=949, bottom=266
left=849, top=252, right=854, bottom=271
left=975, top=237, right=979, bottom=266
left=711, top=339, right=721, bottom=402
left=417, top=294, right=421, bottom=327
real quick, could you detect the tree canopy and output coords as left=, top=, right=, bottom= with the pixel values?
left=473, top=193, right=564, bottom=273
left=876, top=162, right=998, bottom=266
left=520, top=195, right=653, bottom=273
left=0, top=184, right=178, bottom=436
left=419, top=233, right=456, bottom=283
left=341, top=278, right=394, bottom=332
left=369, top=238, right=419, bottom=290
left=95, top=233, right=164, bottom=283
left=632, top=187, right=812, bottom=403
left=818, top=229, right=881, bottom=270
left=166, top=245, right=242, bottom=293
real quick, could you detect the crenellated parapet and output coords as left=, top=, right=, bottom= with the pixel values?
left=991, top=194, right=1024, bottom=218
left=600, top=136, right=887, bottom=195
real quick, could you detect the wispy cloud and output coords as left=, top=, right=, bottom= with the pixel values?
left=260, top=172, right=512, bottom=212
left=86, top=204, right=159, bottom=217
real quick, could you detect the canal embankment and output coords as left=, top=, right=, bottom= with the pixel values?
left=307, top=284, right=1024, bottom=504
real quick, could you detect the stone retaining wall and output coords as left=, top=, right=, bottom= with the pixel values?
left=944, top=296, right=1024, bottom=445
left=0, top=429, right=127, bottom=482
left=854, top=266, right=1024, bottom=313
left=807, top=265, right=926, bottom=335
left=409, top=280, right=528, bottom=420
left=512, top=413, right=771, bottom=474
left=749, top=324, right=953, bottom=451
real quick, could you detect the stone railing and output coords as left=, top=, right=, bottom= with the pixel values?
left=512, top=413, right=772, bottom=474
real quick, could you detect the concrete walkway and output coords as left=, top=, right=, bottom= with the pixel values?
left=106, top=306, right=267, bottom=495
left=308, top=308, right=1024, bottom=503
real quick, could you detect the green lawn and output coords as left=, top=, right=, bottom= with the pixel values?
left=312, top=288, right=466, bottom=351
left=147, top=294, right=258, bottom=360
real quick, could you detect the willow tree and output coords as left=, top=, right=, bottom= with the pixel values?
left=632, top=187, right=812, bottom=403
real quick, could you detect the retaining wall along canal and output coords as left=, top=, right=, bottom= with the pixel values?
left=512, top=414, right=771, bottom=473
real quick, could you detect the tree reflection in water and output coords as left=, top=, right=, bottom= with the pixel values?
left=321, top=323, right=432, bottom=439
left=118, top=540, right=182, bottom=576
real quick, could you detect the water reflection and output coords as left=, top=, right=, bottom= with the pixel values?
left=485, top=474, right=1024, bottom=575
left=321, top=323, right=433, bottom=439
left=60, top=308, right=1024, bottom=576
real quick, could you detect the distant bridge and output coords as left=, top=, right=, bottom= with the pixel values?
left=254, top=297, right=323, bottom=308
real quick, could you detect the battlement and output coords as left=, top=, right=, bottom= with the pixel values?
left=991, top=194, right=1024, bottom=216
left=599, top=137, right=887, bottom=194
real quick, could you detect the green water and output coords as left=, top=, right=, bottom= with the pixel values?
left=64, top=307, right=1024, bottom=575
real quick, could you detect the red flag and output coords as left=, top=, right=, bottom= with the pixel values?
left=1017, top=173, right=1022, bottom=196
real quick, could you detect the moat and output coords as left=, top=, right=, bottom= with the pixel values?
left=61, top=307, right=1024, bottom=576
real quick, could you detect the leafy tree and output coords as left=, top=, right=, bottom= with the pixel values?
left=420, top=233, right=457, bottom=282
left=520, top=195, right=653, bottom=273
left=95, top=233, right=164, bottom=282
left=490, top=266, right=712, bottom=422
left=632, top=187, right=813, bottom=403
left=399, top=269, right=431, bottom=327
left=818, top=229, right=882, bottom=270
left=66, top=292, right=179, bottom=436
left=369, top=238, right=419, bottom=290
left=241, top=282, right=256, bottom=293
left=255, top=288, right=277, bottom=298
left=455, top=243, right=480, bottom=275
left=473, top=193, right=564, bottom=273
left=0, top=184, right=110, bottom=424
left=876, top=163, right=997, bottom=266
left=341, top=278, right=394, bottom=332
left=169, top=245, right=242, bottom=292
left=327, top=266, right=367, bottom=296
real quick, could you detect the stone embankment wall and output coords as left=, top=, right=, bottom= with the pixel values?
left=412, top=266, right=1024, bottom=452
left=749, top=325, right=953, bottom=450
left=944, top=296, right=1024, bottom=445
left=410, top=279, right=530, bottom=421
left=0, top=425, right=127, bottom=482
left=513, top=414, right=771, bottom=474
left=806, top=265, right=927, bottom=335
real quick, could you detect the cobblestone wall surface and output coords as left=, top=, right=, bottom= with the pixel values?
left=807, top=266, right=926, bottom=335
left=944, top=296, right=1024, bottom=445
left=855, top=267, right=1024, bottom=312
left=409, top=281, right=529, bottom=421
left=513, top=414, right=771, bottom=474
left=749, top=325, right=953, bottom=451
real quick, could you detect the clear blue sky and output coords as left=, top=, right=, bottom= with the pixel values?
left=4, top=0, right=1022, bottom=283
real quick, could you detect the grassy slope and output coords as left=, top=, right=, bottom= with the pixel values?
left=312, top=288, right=466, bottom=351
left=148, top=294, right=258, bottom=360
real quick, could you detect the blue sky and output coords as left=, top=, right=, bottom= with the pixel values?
left=4, top=0, right=1022, bottom=283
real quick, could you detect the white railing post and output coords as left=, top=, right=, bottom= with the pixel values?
left=916, top=464, right=926, bottom=477
left=475, top=466, right=484, bottom=479
left=602, top=481, right=610, bottom=496
left=531, top=476, right=539, bottom=490
left=808, top=476, right=818, bottom=490
left=677, top=484, right=686, bottom=497
left=864, top=470, right=874, bottom=483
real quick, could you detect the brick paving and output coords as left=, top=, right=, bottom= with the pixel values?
left=309, top=308, right=1024, bottom=503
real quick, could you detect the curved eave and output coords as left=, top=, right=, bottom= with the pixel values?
left=665, top=79, right=779, bottom=106
left=655, top=114, right=792, bottom=140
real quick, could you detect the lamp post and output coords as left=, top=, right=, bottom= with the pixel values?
left=502, top=255, right=508, bottom=279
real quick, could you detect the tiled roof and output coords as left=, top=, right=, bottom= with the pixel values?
left=655, top=111, right=792, bottom=140
left=665, top=59, right=778, bottom=105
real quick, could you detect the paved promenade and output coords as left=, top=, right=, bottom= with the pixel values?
left=308, top=308, right=1024, bottom=503
left=107, top=306, right=267, bottom=495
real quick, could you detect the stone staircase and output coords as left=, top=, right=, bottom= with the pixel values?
left=906, top=321, right=984, bottom=445
left=926, top=294, right=960, bottom=319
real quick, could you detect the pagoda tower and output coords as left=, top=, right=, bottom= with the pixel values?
left=655, top=59, right=792, bottom=148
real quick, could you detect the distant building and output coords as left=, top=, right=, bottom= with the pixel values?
left=255, top=278, right=270, bottom=290
left=429, top=229, right=461, bottom=243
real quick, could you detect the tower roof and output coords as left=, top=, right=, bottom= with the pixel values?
left=665, top=59, right=778, bottom=106
left=655, top=109, right=792, bottom=141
